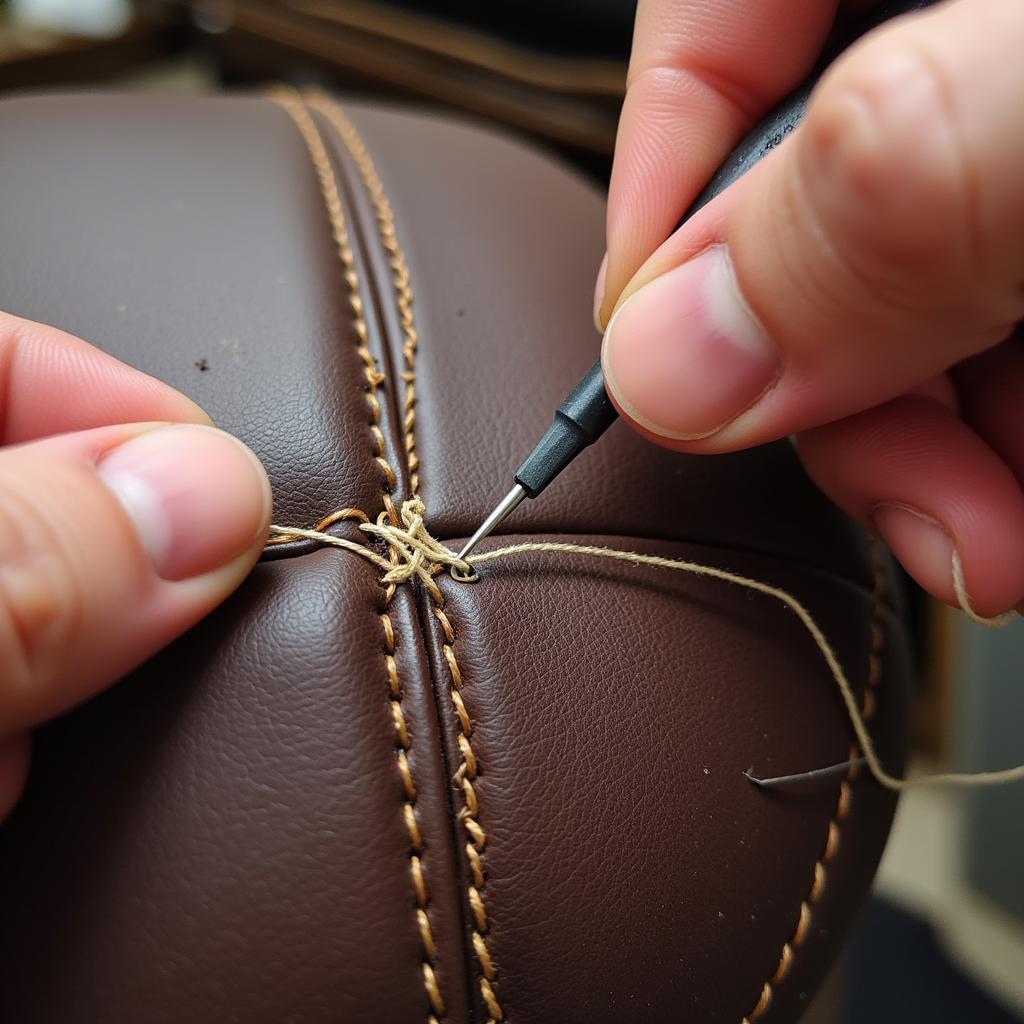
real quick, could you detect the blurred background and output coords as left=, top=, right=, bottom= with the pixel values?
left=1, top=2, right=1021, bottom=1021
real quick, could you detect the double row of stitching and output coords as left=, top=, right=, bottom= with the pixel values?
left=273, top=82, right=891, bottom=1024
left=269, top=87, right=444, bottom=1023
left=306, top=92, right=422, bottom=497
left=739, top=538, right=887, bottom=1024
left=304, top=90, right=504, bottom=1023
left=307, top=90, right=505, bottom=1024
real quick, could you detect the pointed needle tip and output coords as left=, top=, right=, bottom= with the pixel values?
left=458, top=484, right=527, bottom=561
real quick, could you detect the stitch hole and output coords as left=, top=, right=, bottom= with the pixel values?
left=410, top=855, right=427, bottom=904
left=792, top=902, right=812, bottom=946
left=468, top=885, right=487, bottom=930
left=417, top=908, right=436, bottom=958
left=749, top=983, right=772, bottom=1021
left=451, top=563, right=480, bottom=583
left=809, top=862, right=826, bottom=902
left=480, top=977, right=504, bottom=1021
left=390, top=700, right=409, bottom=749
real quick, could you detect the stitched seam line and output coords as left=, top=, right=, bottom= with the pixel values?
left=306, top=90, right=502, bottom=1021
left=432, top=599, right=504, bottom=1022
left=269, top=86, right=444, bottom=1024
left=739, top=537, right=886, bottom=1024
left=306, top=91, right=421, bottom=495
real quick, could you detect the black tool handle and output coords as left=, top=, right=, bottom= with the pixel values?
left=514, top=0, right=936, bottom=499
left=682, top=0, right=935, bottom=221
left=515, top=360, right=617, bottom=497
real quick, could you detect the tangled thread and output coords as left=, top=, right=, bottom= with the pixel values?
left=268, top=498, right=1024, bottom=794
left=269, top=497, right=478, bottom=585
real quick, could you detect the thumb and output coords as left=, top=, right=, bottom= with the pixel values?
left=0, top=422, right=271, bottom=737
left=601, top=0, right=1024, bottom=450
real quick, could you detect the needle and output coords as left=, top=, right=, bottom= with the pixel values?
left=457, top=484, right=527, bottom=561
left=457, top=359, right=617, bottom=561
left=458, top=0, right=933, bottom=564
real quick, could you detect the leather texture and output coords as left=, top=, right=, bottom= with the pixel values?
left=0, top=92, right=909, bottom=1023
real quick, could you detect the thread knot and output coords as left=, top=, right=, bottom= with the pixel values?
left=268, top=498, right=477, bottom=586
left=365, top=498, right=478, bottom=585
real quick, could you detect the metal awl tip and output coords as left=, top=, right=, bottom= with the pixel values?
left=458, top=483, right=527, bottom=561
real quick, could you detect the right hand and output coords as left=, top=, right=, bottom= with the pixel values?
left=596, top=0, right=1024, bottom=618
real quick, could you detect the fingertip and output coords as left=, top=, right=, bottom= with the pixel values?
left=97, top=424, right=272, bottom=583
left=0, top=422, right=273, bottom=733
left=171, top=391, right=215, bottom=428
left=871, top=503, right=959, bottom=606
left=601, top=247, right=778, bottom=442
left=1, top=311, right=217, bottom=441
left=799, top=397, right=1024, bottom=619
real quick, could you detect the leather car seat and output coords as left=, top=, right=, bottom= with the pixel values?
left=0, top=89, right=908, bottom=1024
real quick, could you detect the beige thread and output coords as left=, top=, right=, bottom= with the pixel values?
left=435, top=598, right=504, bottom=1021
left=952, top=549, right=1015, bottom=628
left=270, top=503, right=1024, bottom=792
left=305, top=90, right=423, bottom=496
left=739, top=539, right=885, bottom=1024
left=265, top=83, right=1022, bottom=1024
left=268, top=87, right=444, bottom=1023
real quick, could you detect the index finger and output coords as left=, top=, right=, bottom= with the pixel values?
left=0, top=311, right=210, bottom=445
left=599, top=0, right=840, bottom=328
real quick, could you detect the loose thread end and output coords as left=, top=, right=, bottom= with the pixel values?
left=951, top=549, right=1017, bottom=628
left=745, top=758, right=867, bottom=789
left=267, top=499, right=1024, bottom=796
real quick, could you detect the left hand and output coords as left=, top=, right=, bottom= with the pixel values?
left=0, top=312, right=272, bottom=821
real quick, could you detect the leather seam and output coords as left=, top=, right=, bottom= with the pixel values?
left=431, top=600, right=504, bottom=1023
left=306, top=92, right=504, bottom=1022
left=268, top=88, right=445, bottom=1024
left=738, top=538, right=887, bottom=1024
left=307, top=94, right=421, bottom=496
left=269, top=86, right=871, bottom=1023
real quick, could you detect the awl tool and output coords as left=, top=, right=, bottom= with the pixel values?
left=458, top=0, right=935, bottom=562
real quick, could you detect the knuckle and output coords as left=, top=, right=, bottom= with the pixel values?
left=796, top=42, right=978, bottom=308
left=0, top=487, right=79, bottom=696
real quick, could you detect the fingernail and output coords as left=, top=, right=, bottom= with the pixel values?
left=602, top=245, right=778, bottom=439
left=872, top=503, right=953, bottom=599
left=98, top=424, right=271, bottom=581
left=593, top=252, right=608, bottom=332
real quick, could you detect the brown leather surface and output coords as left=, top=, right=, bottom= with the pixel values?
left=339, top=105, right=878, bottom=593
left=425, top=541, right=907, bottom=1023
left=0, top=92, right=908, bottom=1022
left=0, top=554, right=468, bottom=1024
left=0, top=93, right=399, bottom=526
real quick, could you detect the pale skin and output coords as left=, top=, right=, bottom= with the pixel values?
left=0, top=0, right=1021, bottom=818
left=598, top=0, right=1024, bottom=620
left=0, top=312, right=272, bottom=820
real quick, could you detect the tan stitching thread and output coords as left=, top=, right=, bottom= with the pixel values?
left=271, top=510, right=1024, bottom=784
left=434, top=603, right=505, bottom=1022
left=268, top=87, right=443, bottom=1024
left=267, top=88, right=1018, bottom=1020
left=739, top=539, right=886, bottom=1024
left=305, top=89, right=422, bottom=495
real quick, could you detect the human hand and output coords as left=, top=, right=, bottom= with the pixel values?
left=0, top=312, right=271, bottom=820
left=597, top=0, right=1024, bottom=618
